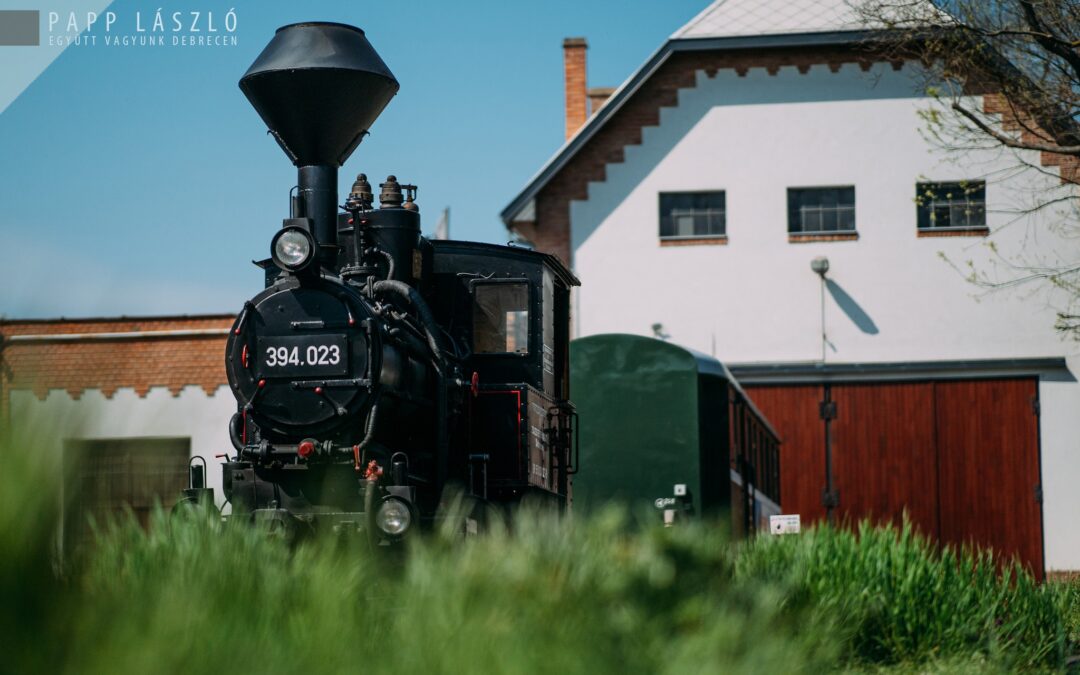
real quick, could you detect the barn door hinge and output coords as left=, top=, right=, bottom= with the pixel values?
left=1031, top=396, right=1040, bottom=416
left=1034, top=484, right=1043, bottom=504
left=819, top=401, right=837, bottom=420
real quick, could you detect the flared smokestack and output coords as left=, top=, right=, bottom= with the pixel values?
left=240, top=22, right=399, bottom=166
left=239, top=22, right=400, bottom=263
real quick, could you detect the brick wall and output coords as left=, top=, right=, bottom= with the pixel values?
left=0, top=315, right=234, bottom=412
left=983, top=93, right=1080, bottom=184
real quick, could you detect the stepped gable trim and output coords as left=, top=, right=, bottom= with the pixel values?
left=500, top=31, right=885, bottom=232
left=983, top=93, right=1080, bottom=184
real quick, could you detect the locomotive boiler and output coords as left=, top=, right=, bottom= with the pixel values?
left=203, top=22, right=579, bottom=541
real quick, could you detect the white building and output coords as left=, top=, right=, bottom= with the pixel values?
left=0, top=315, right=234, bottom=551
left=502, top=0, right=1080, bottom=575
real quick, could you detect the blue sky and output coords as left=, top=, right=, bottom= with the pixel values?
left=0, top=0, right=705, bottom=318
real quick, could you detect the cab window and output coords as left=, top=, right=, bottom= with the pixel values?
left=473, top=283, right=529, bottom=354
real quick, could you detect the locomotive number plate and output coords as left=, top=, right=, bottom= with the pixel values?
left=256, top=334, right=349, bottom=378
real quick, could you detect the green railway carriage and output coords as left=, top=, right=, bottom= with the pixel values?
left=570, top=334, right=781, bottom=534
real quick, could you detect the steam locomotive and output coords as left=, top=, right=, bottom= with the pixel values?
left=191, top=22, right=579, bottom=541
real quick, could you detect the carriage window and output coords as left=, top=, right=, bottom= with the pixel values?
left=473, top=283, right=529, bottom=354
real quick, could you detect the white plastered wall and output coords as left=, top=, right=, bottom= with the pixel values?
left=1038, top=358, right=1080, bottom=572
left=10, top=385, right=235, bottom=509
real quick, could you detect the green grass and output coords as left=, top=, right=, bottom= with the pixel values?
left=49, top=508, right=843, bottom=675
left=2, top=435, right=1077, bottom=674
left=736, top=521, right=1067, bottom=670
left=1061, top=575, right=1080, bottom=653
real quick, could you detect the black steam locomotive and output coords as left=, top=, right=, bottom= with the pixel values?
left=200, top=23, right=579, bottom=541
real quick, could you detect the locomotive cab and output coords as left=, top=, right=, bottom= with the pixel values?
left=431, top=242, right=579, bottom=507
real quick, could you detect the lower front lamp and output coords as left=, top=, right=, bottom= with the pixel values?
left=375, top=497, right=412, bottom=537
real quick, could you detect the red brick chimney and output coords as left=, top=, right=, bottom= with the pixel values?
left=563, top=37, right=588, bottom=140
left=588, top=87, right=616, bottom=115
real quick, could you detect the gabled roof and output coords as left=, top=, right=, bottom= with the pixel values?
left=674, top=0, right=872, bottom=39
left=500, top=0, right=938, bottom=228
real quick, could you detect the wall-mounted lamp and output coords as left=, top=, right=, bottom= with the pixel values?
left=811, top=257, right=830, bottom=363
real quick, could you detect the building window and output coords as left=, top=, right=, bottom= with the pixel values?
left=63, top=437, right=190, bottom=554
left=788, top=187, right=856, bottom=234
left=916, top=181, right=986, bottom=231
left=659, top=191, right=726, bottom=240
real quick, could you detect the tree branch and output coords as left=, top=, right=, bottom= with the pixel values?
left=1018, top=1, right=1080, bottom=79
left=951, top=101, right=1080, bottom=154
left=973, top=27, right=1074, bottom=43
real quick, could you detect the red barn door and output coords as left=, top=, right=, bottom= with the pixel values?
left=830, top=382, right=939, bottom=536
left=744, top=378, right=1043, bottom=576
left=935, top=379, right=1044, bottom=577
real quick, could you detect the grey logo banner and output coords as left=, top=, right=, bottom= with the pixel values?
left=0, top=10, right=40, bottom=46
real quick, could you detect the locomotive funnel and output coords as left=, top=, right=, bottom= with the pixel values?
left=239, top=22, right=399, bottom=167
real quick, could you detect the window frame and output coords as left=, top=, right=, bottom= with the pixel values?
left=658, top=190, right=727, bottom=242
left=786, top=185, right=857, bottom=236
left=62, top=437, right=190, bottom=554
left=469, top=278, right=534, bottom=358
left=915, top=180, right=987, bottom=232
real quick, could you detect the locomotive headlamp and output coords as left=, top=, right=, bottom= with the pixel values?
left=271, top=227, right=315, bottom=271
left=375, top=497, right=412, bottom=537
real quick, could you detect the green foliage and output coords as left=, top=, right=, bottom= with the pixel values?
left=0, top=440, right=1073, bottom=674
left=1059, top=575, right=1080, bottom=651
left=0, top=431, right=68, bottom=673
left=735, top=520, right=1065, bottom=671
left=52, top=507, right=842, bottom=675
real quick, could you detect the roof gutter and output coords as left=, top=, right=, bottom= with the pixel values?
left=728, top=357, right=1072, bottom=385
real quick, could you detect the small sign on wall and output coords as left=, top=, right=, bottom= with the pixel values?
left=770, top=514, right=801, bottom=535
